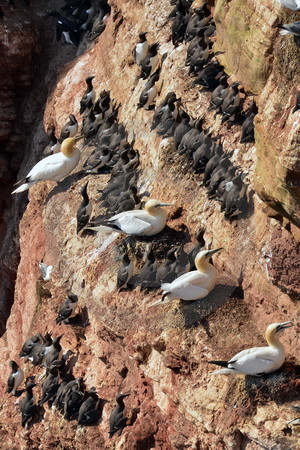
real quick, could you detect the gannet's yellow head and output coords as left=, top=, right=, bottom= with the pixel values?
left=61, top=137, right=76, bottom=157
left=195, top=248, right=222, bottom=262
left=266, top=321, right=294, bottom=338
left=61, top=135, right=82, bottom=157
left=144, top=199, right=172, bottom=214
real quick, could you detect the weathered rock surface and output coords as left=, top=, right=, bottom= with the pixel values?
left=0, top=0, right=299, bottom=448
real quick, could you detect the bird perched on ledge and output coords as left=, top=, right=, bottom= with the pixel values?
left=7, top=361, right=24, bottom=396
left=12, top=137, right=81, bottom=194
left=88, top=199, right=172, bottom=236
left=150, top=248, right=222, bottom=306
left=209, top=321, right=294, bottom=376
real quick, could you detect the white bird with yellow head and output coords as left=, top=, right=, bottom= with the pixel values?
left=209, top=321, right=294, bottom=376
left=12, top=136, right=81, bottom=194
left=150, top=248, right=222, bottom=306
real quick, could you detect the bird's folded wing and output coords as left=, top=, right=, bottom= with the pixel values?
left=116, top=216, right=153, bottom=235
left=229, top=354, right=276, bottom=374
left=27, top=156, right=66, bottom=181
left=167, top=283, right=209, bottom=301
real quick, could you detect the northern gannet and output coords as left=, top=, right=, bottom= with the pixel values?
left=88, top=199, right=172, bottom=236
left=12, top=137, right=81, bottom=194
left=109, top=393, right=130, bottom=438
left=150, top=248, right=222, bottom=306
left=209, top=321, right=294, bottom=376
left=7, top=361, right=24, bottom=396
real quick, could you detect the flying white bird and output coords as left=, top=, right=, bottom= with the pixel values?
left=209, top=321, right=294, bottom=376
left=150, top=248, right=222, bottom=306
left=88, top=199, right=172, bottom=236
left=12, top=137, right=81, bottom=194
left=275, top=0, right=300, bottom=10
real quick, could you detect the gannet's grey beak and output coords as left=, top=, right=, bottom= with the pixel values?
left=278, top=321, right=294, bottom=330
left=158, top=203, right=173, bottom=207
left=206, top=248, right=223, bottom=257
left=75, top=135, right=84, bottom=141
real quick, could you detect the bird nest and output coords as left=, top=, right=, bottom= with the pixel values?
left=244, top=361, right=300, bottom=405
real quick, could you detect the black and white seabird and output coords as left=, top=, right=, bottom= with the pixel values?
left=140, top=245, right=158, bottom=289
left=48, top=11, right=81, bottom=46
left=156, top=248, right=177, bottom=283
left=63, top=378, right=84, bottom=420
left=78, top=388, right=101, bottom=425
left=221, top=82, right=241, bottom=123
left=171, top=1, right=190, bottom=46
left=203, top=140, right=224, bottom=185
left=240, top=101, right=257, bottom=144
left=39, top=365, right=61, bottom=405
left=27, top=333, right=53, bottom=366
left=77, top=183, right=92, bottom=233
left=137, top=71, right=159, bottom=110
left=109, top=393, right=130, bottom=438
left=209, top=75, right=229, bottom=113
left=293, top=92, right=300, bottom=113
left=19, top=333, right=43, bottom=358
left=56, top=293, right=79, bottom=324
left=7, top=361, right=24, bottom=396
left=139, top=43, right=159, bottom=80
left=117, top=252, right=134, bottom=290
left=133, top=32, right=148, bottom=66
left=151, top=92, right=179, bottom=131
left=43, top=127, right=60, bottom=156
left=80, top=76, right=96, bottom=114
left=43, top=335, right=63, bottom=369
left=173, top=109, right=192, bottom=147
left=20, top=382, right=37, bottom=429
left=83, top=147, right=111, bottom=173
left=60, top=114, right=78, bottom=139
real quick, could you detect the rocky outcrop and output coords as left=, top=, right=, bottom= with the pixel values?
left=0, top=0, right=299, bottom=448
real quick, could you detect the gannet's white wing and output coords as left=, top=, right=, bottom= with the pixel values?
left=162, top=271, right=209, bottom=291
left=228, top=348, right=277, bottom=375
left=112, top=212, right=153, bottom=235
left=26, top=153, right=68, bottom=181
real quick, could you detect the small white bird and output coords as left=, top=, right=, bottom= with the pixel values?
left=275, top=0, right=300, bottom=9
left=209, top=321, right=294, bottom=376
left=88, top=199, right=172, bottom=236
left=12, top=137, right=81, bottom=194
left=38, top=262, right=53, bottom=281
left=150, top=248, right=222, bottom=306
left=7, top=361, right=24, bottom=396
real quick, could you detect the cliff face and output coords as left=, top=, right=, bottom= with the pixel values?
left=0, top=0, right=299, bottom=449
